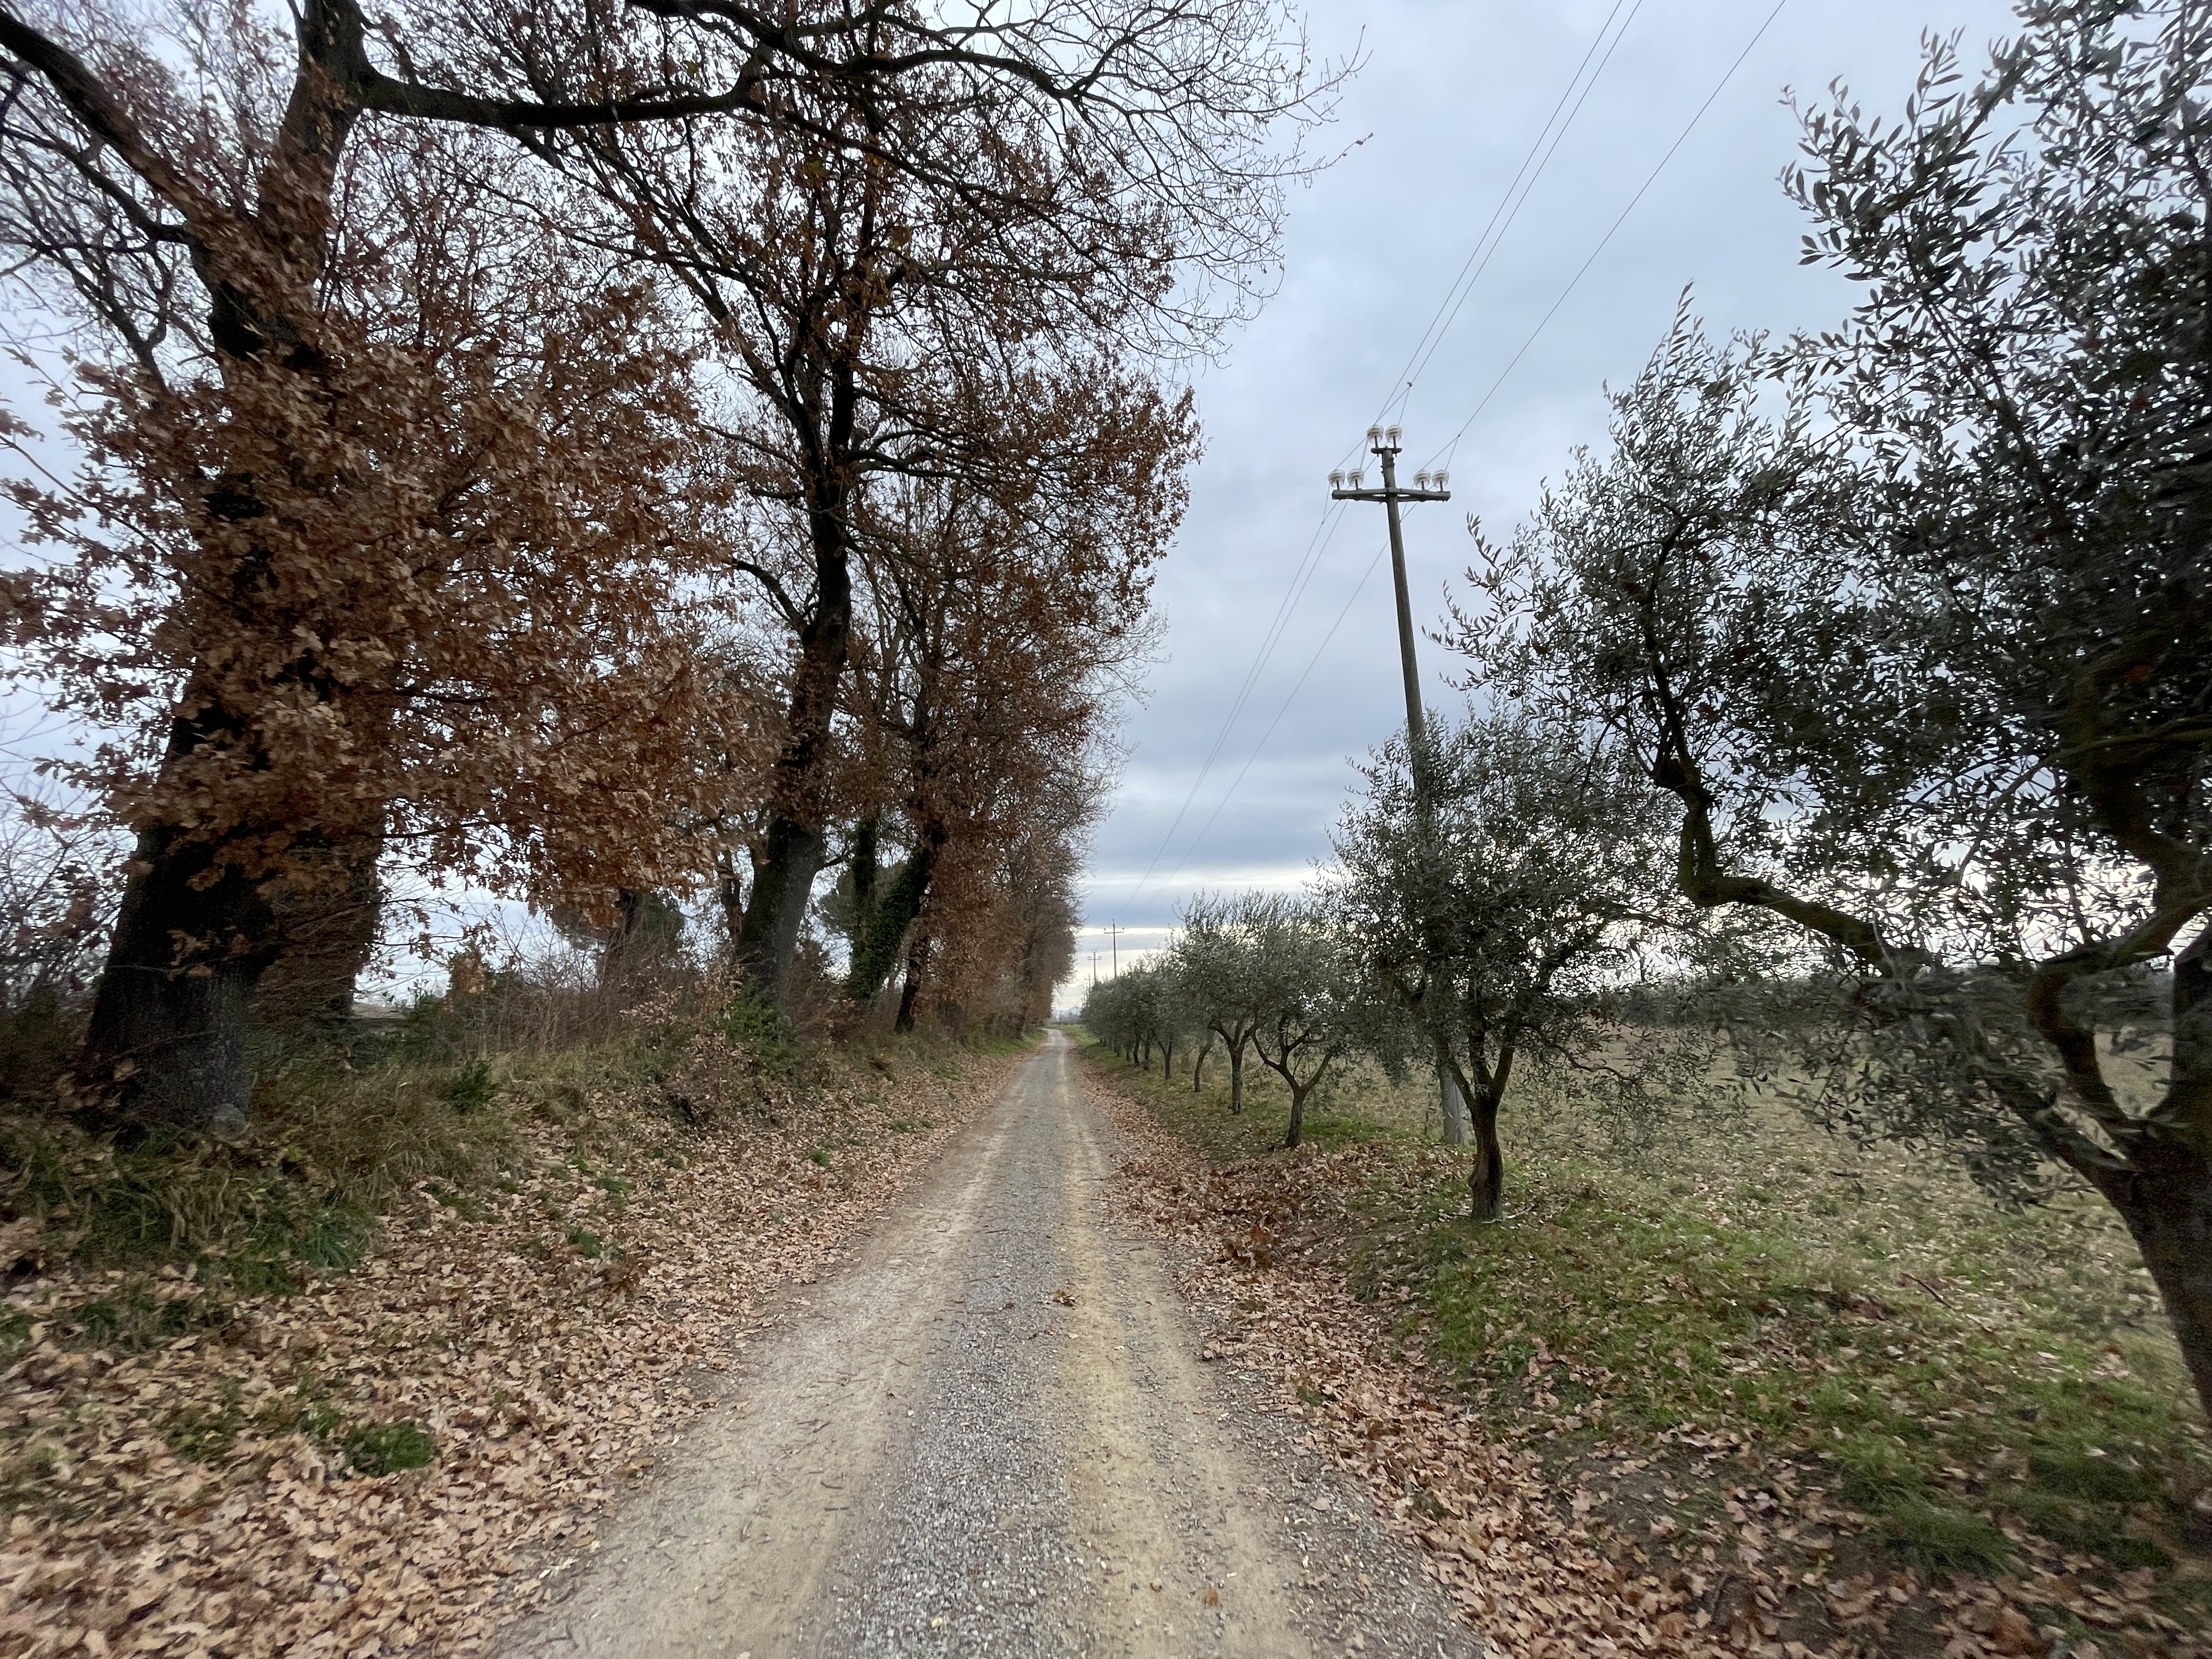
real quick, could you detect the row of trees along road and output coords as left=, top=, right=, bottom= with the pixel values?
left=1098, top=0, right=2212, bottom=1427
left=0, top=1, right=1337, bottom=1135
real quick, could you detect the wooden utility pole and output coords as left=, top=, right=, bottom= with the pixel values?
left=1333, top=427, right=1449, bottom=747
left=1109, top=921, right=1122, bottom=978
left=1331, top=426, right=1471, bottom=1147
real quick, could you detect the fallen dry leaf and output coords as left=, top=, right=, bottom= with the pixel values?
left=0, top=1045, right=1021, bottom=1658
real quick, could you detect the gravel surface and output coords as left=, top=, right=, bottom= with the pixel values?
left=493, top=1031, right=1480, bottom=1659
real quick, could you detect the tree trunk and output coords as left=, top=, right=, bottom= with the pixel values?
left=2116, top=1150, right=2212, bottom=1421
left=2123, top=928, right=2212, bottom=1421
left=1161, top=1033, right=1175, bottom=1079
left=1438, top=1036, right=1470, bottom=1147
left=733, top=373, right=857, bottom=1008
left=251, top=821, right=383, bottom=1032
left=1192, top=1040, right=1205, bottom=1090
left=76, top=816, right=279, bottom=1138
left=1468, top=1084, right=1505, bottom=1221
left=894, top=936, right=929, bottom=1034
left=848, top=827, right=943, bottom=1001
left=735, top=815, right=827, bottom=1006
left=1228, top=1041, right=1245, bottom=1114
left=717, top=862, right=746, bottom=955
left=1284, top=1080, right=1310, bottom=1149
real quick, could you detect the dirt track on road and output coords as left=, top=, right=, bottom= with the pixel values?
left=493, top=1030, right=1479, bottom=1658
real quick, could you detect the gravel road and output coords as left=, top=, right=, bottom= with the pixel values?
left=494, top=1030, right=1480, bottom=1659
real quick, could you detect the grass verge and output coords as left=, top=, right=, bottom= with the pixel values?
left=1087, top=1037, right=2212, bottom=1656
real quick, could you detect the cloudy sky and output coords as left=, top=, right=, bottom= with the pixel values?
left=1063, top=0, right=2023, bottom=1001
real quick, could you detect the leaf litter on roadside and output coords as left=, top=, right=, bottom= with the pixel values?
left=1082, top=1062, right=2203, bottom=1659
left=0, top=1047, right=1019, bottom=1658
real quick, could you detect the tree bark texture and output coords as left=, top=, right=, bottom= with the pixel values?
left=1438, top=1045, right=1470, bottom=1147
left=732, top=351, right=859, bottom=1007
left=734, top=509, right=853, bottom=1006
left=250, top=824, right=384, bottom=1030
left=78, top=820, right=280, bottom=1137
left=2115, top=1144, right=2212, bottom=1423
left=894, top=935, right=930, bottom=1034
left=1468, top=1085, right=1505, bottom=1222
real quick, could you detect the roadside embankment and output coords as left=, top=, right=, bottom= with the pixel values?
left=0, top=1027, right=1020, bottom=1657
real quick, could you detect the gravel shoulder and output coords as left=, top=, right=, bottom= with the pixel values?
left=492, top=1030, right=1479, bottom=1659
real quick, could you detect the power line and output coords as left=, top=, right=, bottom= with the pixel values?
left=1428, top=0, right=1793, bottom=475
left=1383, top=0, right=1647, bottom=426
left=1124, top=500, right=1348, bottom=904
left=1124, top=8, right=1649, bottom=904
left=1165, top=0, right=1796, bottom=878
left=1161, top=534, right=1395, bottom=887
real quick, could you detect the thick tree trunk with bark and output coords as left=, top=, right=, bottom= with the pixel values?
left=734, top=816, right=825, bottom=1006
left=2115, top=1143, right=2212, bottom=1422
left=250, top=822, right=383, bottom=1031
left=1468, top=1085, right=1505, bottom=1221
left=1227, top=1039, right=1245, bottom=1114
left=2115, top=932, right=2212, bottom=1419
left=894, top=935, right=929, bottom=1033
left=1284, top=1080, right=1313, bottom=1149
left=77, top=817, right=280, bottom=1137
left=735, top=492, right=853, bottom=1006
left=848, top=830, right=942, bottom=1001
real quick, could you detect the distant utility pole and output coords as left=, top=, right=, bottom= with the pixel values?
left=1330, top=425, right=1471, bottom=1148
left=1109, top=921, right=1122, bottom=978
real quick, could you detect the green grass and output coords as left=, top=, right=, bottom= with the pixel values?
left=66, top=1282, right=229, bottom=1351
left=1104, top=1045, right=1418, bottom=1164
left=341, top=1420, right=436, bottom=1477
left=1872, top=1497, right=2017, bottom=1580
left=1083, top=1037, right=2212, bottom=1626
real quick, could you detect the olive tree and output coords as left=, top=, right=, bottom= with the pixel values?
left=1327, top=710, right=1708, bottom=1219
left=1173, top=890, right=1271, bottom=1114
left=1453, top=0, right=2212, bottom=1415
left=1081, top=960, right=1179, bottom=1069
left=1238, top=894, right=1376, bottom=1150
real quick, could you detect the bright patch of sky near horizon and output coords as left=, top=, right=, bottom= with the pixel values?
left=1063, top=0, right=2021, bottom=1007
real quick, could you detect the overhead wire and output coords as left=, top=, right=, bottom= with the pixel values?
left=1123, top=4, right=1646, bottom=905
left=1173, top=535, right=1395, bottom=874
left=1425, top=0, right=1793, bottom=477
left=1122, top=499, right=1348, bottom=904
left=1383, top=0, right=1647, bottom=426
left=1155, top=0, right=1795, bottom=891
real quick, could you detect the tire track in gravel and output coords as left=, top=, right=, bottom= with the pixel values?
left=493, top=1030, right=1479, bottom=1659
